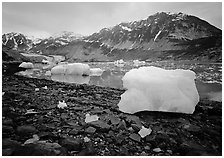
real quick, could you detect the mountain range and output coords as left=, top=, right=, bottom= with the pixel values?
left=2, top=12, right=222, bottom=62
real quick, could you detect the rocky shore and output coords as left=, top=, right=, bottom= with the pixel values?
left=2, top=70, right=222, bottom=156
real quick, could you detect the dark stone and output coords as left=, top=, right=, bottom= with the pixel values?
left=184, top=124, right=201, bottom=132
left=12, top=142, right=68, bottom=156
left=89, top=120, right=111, bottom=132
left=109, top=115, right=120, bottom=125
left=85, top=126, right=96, bottom=134
left=17, top=125, right=37, bottom=135
left=145, top=134, right=156, bottom=142
left=2, top=125, right=14, bottom=134
left=2, top=119, right=13, bottom=126
left=2, top=138, right=21, bottom=149
left=119, top=146, right=129, bottom=155
left=131, top=124, right=142, bottom=132
left=125, top=115, right=142, bottom=126
left=69, top=128, right=82, bottom=135
left=78, top=142, right=96, bottom=156
left=2, top=148, right=14, bottom=156
left=129, top=133, right=141, bottom=142
left=155, top=133, right=170, bottom=142
left=117, top=120, right=127, bottom=130
left=60, top=136, right=83, bottom=151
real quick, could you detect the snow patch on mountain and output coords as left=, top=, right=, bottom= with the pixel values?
left=121, top=26, right=132, bottom=31
left=154, top=30, right=162, bottom=41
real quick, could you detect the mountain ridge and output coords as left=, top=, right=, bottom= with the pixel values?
left=2, top=12, right=222, bottom=62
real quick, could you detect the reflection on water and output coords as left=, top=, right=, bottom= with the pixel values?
left=196, top=81, right=222, bottom=101
left=16, top=61, right=222, bottom=102
left=50, top=70, right=124, bottom=89
left=51, top=74, right=90, bottom=84
left=89, top=70, right=124, bottom=89
left=207, top=92, right=222, bottom=102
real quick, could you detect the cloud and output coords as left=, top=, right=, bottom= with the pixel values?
left=2, top=2, right=222, bottom=36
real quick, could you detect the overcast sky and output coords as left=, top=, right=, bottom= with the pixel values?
left=2, top=2, right=222, bottom=38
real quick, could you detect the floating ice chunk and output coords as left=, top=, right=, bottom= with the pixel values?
left=118, top=66, right=199, bottom=114
left=114, top=59, right=125, bottom=64
left=57, top=100, right=67, bottom=109
left=42, top=86, right=48, bottom=90
left=84, top=136, right=91, bottom=142
left=85, top=113, right=99, bottom=123
left=51, top=63, right=90, bottom=76
left=133, top=60, right=146, bottom=67
left=2, top=92, right=5, bottom=96
left=114, top=59, right=125, bottom=67
left=19, top=62, right=34, bottom=69
left=35, top=88, right=39, bottom=91
left=45, top=71, right=51, bottom=76
left=138, top=126, right=152, bottom=138
left=90, top=68, right=104, bottom=76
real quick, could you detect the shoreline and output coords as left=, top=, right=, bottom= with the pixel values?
left=2, top=73, right=222, bottom=156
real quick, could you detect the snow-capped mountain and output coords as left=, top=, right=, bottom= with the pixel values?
left=2, top=31, right=84, bottom=53
left=2, top=12, right=222, bottom=62
left=51, top=31, right=84, bottom=41
left=2, top=32, right=34, bottom=51
left=86, top=12, right=220, bottom=50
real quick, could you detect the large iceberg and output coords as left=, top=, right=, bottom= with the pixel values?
left=118, top=66, right=199, bottom=114
left=51, top=63, right=90, bottom=76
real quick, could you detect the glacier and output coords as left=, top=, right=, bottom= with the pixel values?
left=118, top=66, right=199, bottom=114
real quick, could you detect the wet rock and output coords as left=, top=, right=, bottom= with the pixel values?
left=17, top=125, right=37, bottom=135
left=109, top=115, right=120, bottom=125
left=131, top=124, right=142, bottom=132
left=89, top=120, right=111, bottom=132
left=129, top=133, right=141, bottom=142
left=85, top=126, right=96, bottom=134
left=125, top=115, right=142, bottom=126
left=68, top=125, right=83, bottom=135
left=60, top=136, right=83, bottom=151
left=116, top=132, right=126, bottom=144
left=117, top=120, right=127, bottom=130
left=145, top=134, right=156, bottom=142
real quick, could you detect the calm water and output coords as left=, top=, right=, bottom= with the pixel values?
left=16, top=61, right=222, bottom=102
